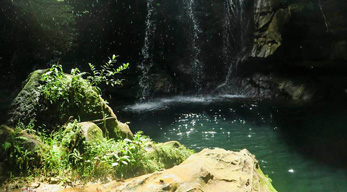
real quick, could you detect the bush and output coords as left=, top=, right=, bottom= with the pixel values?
left=39, top=55, right=129, bottom=106
left=2, top=121, right=193, bottom=182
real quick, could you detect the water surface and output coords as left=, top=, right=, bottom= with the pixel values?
left=119, top=96, right=347, bottom=192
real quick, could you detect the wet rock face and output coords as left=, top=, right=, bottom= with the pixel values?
left=63, top=148, right=277, bottom=192
left=252, top=0, right=288, bottom=58
left=252, top=0, right=347, bottom=61
left=245, top=0, right=347, bottom=102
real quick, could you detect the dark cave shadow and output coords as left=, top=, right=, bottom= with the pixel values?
left=272, top=101, right=347, bottom=169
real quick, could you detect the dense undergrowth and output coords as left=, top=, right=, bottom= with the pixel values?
left=1, top=57, right=193, bottom=187
left=2, top=121, right=193, bottom=183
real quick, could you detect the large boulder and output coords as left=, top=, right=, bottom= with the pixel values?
left=7, top=69, right=133, bottom=139
left=62, top=148, right=277, bottom=192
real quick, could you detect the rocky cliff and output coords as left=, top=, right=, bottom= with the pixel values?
left=242, top=0, right=347, bottom=101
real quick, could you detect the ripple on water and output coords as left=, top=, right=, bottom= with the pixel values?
left=121, top=97, right=347, bottom=192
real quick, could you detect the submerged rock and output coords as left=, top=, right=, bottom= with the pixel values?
left=7, top=69, right=133, bottom=139
left=62, top=148, right=277, bottom=192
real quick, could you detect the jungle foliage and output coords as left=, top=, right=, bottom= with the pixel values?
left=2, top=121, right=193, bottom=182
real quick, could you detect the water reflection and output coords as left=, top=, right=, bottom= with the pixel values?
left=120, top=97, right=347, bottom=192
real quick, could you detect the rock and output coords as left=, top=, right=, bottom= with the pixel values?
left=252, top=0, right=291, bottom=58
left=78, top=122, right=103, bottom=142
left=275, top=78, right=315, bottom=101
left=7, top=70, right=46, bottom=127
left=0, top=125, right=43, bottom=172
left=0, top=125, right=15, bottom=160
left=147, top=141, right=194, bottom=169
left=7, top=69, right=133, bottom=139
left=62, top=148, right=277, bottom=192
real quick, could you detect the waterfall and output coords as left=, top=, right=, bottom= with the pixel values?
left=186, top=0, right=203, bottom=92
left=317, top=0, right=329, bottom=32
left=139, top=0, right=157, bottom=101
left=216, top=0, right=249, bottom=91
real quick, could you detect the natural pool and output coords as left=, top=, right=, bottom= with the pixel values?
left=119, top=96, right=347, bottom=192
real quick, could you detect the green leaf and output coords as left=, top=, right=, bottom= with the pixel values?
left=17, top=136, right=29, bottom=141
left=2, top=142, right=11, bottom=150
left=124, top=138, right=132, bottom=143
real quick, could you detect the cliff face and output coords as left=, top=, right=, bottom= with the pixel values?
left=252, top=0, right=347, bottom=60
left=134, top=0, right=347, bottom=102
left=237, top=0, right=347, bottom=101
left=0, top=0, right=346, bottom=105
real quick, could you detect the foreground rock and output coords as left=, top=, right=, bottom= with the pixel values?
left=62, top=148, right=277, bottom=192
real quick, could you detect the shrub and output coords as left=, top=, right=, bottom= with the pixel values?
left=39, top=55, right=129, bottom=106
left=2, top=121, right=193, bottom=183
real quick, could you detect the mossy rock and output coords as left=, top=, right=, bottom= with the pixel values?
left=146, top=141, right=194, bottom=169
left=78, top=122, right=104, bottom=142
left=0, top=125, right=43, bottom=173
left=0, top=125, right=15, bottom=160
left=7, top=70, right=47, bottom=126
left=7, top=69, right=133, bottom=140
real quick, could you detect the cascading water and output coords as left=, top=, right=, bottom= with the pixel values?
left=317, top=0, right=329, bottom=32
left=185, top=0, right=203, bottom=92
left=139, top=0, right=157, bottom=101
left=216, top=0, right=250, bottom=92
left=138, top=0, right=251, bottom=98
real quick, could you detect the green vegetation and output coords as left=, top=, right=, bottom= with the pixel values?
left=149, top=141, right=194, bottom=169
left=14, top=55, right=133, bottom=139
left=1, top=121, right=39, bottom=175
left=39, top=55, right=129, bottom=106
left=1, top=121, right=193, bottom=183
left=257, top=165, right=278, bottom=192
left=88, top=54, right=130, bottom=87
left=2, top=55, right=193, bottom=186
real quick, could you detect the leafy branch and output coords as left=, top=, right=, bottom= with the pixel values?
left=87, top=54, right=129, bottom=87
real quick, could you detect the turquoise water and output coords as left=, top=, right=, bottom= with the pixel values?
left=119, top=96, right=347, bottom=192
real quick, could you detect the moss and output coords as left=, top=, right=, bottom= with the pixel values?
left=79, top=122, right=103, bottom=142
left=7, top=70, right=47, bottom=126
left=256, top=166, right=278, bottom=192
left=8, top=69, right=132, bottom=140
left=147, top=141, right=194, bottom=169
left=1, top=124, right=192, bottom=185
left=0, top=125, right=44, bottom=175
